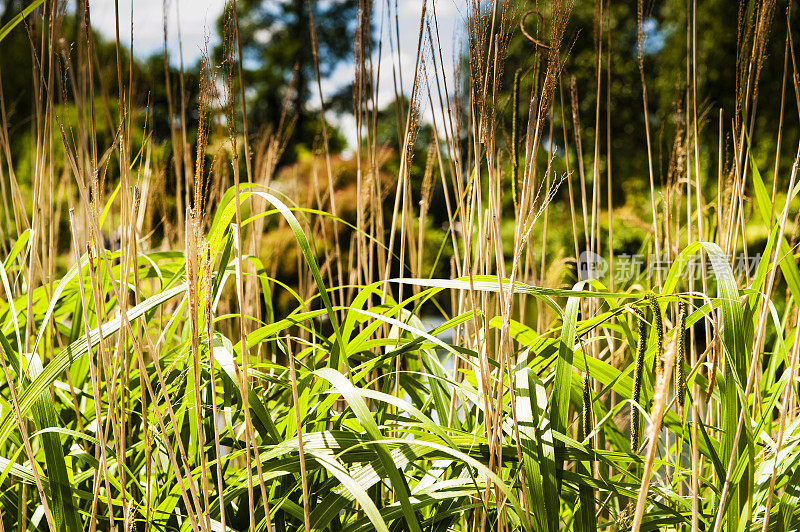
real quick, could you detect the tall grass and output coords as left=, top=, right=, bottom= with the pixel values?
left=0, top=0, right=799, bottom=531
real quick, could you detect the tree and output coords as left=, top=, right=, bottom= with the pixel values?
left=216, top=0, right=358, bottom=159
left=500, top=0, right=796, bottom=206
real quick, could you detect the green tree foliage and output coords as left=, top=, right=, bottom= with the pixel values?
left=216, top=0, right=358, bottom=159
left=503, top=0, right=797, bottom=206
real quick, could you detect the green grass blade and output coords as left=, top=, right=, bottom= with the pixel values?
left=316, top=367, right=424, bottom=532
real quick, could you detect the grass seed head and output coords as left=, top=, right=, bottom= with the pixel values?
left=631, top=305, right=648, bottom=452
left=581, top=375, right=593, bottom=444
left=676, top=301, right=687, bottom=411
left=646, top=292, right=663, bottom=378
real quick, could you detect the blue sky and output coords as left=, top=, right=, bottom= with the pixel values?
left=91, top=0, right=462, bottom=147
left=92, top=0, right=223, bottom=65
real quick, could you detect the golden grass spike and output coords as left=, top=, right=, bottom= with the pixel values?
left=631, top=306, right=647, bottom=452
left=676, top=301, right=688, bottom=411
left=511, top=68, right=521, bottom=206
left=617, top=501, right=634, bottom=531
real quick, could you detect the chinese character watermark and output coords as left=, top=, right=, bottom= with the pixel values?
left=575, top=251, right=761, bottom=282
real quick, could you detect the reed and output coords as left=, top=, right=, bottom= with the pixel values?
left=0, top=1, right=796, bottom=531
